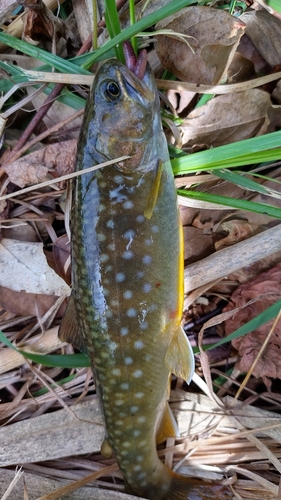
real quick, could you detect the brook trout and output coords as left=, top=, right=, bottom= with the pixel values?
left=59, top=58, right=209, bottom=499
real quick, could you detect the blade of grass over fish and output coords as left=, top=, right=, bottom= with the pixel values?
left=129, top=0, right=137, bottom=54
left=0, top=330, right=89, bottom=367
left=213, top=169, right=281, bottom=199
left=105, top=0, right=124, bottom=62
left=172, top=131, right=281, bottom=174
left=177, top=189, right=281, bottom=219
left=82, top=0, right=209, bottom=69
left=0, top=33, right=91, bottom=75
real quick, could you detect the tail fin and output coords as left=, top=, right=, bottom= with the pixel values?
left=165, top=469, right=231, bottom=500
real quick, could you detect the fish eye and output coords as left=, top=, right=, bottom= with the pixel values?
left=104, top=81, right=120, bottom=100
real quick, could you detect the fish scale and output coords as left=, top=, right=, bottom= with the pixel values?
left=59, top=59, right=230, bottom=500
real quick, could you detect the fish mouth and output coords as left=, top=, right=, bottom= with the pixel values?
left=118, top=65, right=154, bottom=103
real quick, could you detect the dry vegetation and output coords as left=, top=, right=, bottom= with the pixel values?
left=1, top=0, right=281, bottom=499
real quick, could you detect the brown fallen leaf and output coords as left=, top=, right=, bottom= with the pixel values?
left=180, top=89, right=272, bottom=148
left=183, top=226, right=215, bottom=263
left=4, top=139, right=76, bottom=188
left=223, top=262, right=281, bottom=387
left=156, top=6, right=245, bottom=85
left=241, top=9, right=281, bottom=67
left=21, top=0, right=65, bottom=47
left=215, top=219, right=262, bottom=250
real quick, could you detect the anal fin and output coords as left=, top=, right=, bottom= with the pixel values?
left=165, top=325, right=194, bottom=384
left=156, top=402, right=179, bottom=444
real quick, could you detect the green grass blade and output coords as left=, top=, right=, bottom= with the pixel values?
left=208, top=299, right=281, bottom=350
left=213, top=169, right=281, bottom=200
left=177, top=188, right=281, bottom=219
left=82, top=0, right=208, bottom=69
left=172, top=131, right=281, bottom=174
left=105, top=0, right=124, bottom=62
left=0, top=33, right=91, bottom=75
left=0, top=330, right=89, bottom=368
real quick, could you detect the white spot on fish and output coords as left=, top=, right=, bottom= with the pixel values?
left=134, top=340, right=144, bottom=349
left=136, top=271, right=144, bottom=279
left=145, top=354, right=152, bottom=362
left=145, top=238, right=153, bottom=246
left=138, top=472, right=146, bottom=479
left=105, top=309, right=113, bottom=318
left=122, top=250, right=134, bottom=259
left=124, top=229, right=136, bottom=240
left=133, top=370, right=143, bottom=378
left=99, top=204, right=106, bottom=211
left=142, top=283, right=152, bottom=293
left=139, top=440, right=147, bottom=447
left=101, top=352, right=109, bottom=358
left=123, top=200, right=134, bottom=209
left=100, top=253, right=109, bottom=263
left=120, top=327, right=129, bottom=336
left=140, top=321, right=148, bottom=330
left=131, top=406, right=139, bottom=413
left=133, top=464, right=142, bottom=471
left=124, top=357, right=133, bottom=365
left=107, top=243, right=115, bottom=251
left=106, top=219, right=114, bottom=228
left=113, top=175, right=124, bottom=184
left=133, top=430, right=141, bottom=438
left=120, top=450, right=129, bottom=456
left=135, top=392, right=144, bottom=398
left=116, top=272, right=125, bottom=282
left=142, top=255, right=152, bottom=265
left=116, top=420, right=124, bottom=426
left=123, top=290, right=133, bottom=299
left=97, top=233, right=106, bottom=242
left=137, top=455, right=144, bottom=462
left=137, top=416, right=146, bottom=424
left=105, top=264, right=113, bottom=272
left=110, top=184, right=127, bottom=204
left=136, top=214, right=145, bottom=223
left=115, top=400, right=124, bottom=406
left=120, top=382, right=129, bottom=390
left=127, top=308, right=137, bottom=318
left=111, top=299, right=119, bottom=307
left=122, top=441, right=131, bottom=448
left=151, top=225, right=159, bottom=233
left=112, top=369, right=121, bottom=376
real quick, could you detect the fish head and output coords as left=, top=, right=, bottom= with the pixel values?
left=87, top=59, right=162, bottom=173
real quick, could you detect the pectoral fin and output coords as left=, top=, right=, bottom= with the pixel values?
left=156, top=402, right=180, bottom=444
left=144, top=160, right=163, bottom=219
left=59, top=294, right=88, bottom=355
left=165, top=325, right=194, bottom=384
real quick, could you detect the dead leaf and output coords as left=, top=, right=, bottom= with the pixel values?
left=0, top=286, right=61, bottom=317
left=215, top=219, right=262, bottom=250
left=20, top=0, right=65, bottom=46
left=0, top=238, right=70, bottom=296
left=156, top=6, right=245, bottom=84
left=4, top=139, right=76, bottom=188
left=227, top=52, right=255, bottom=83
left=272, top=80, right=281, bottom=103
left=180, top=89, right=272, bottom=148
left=183, top=226, right=214, bottom=263
left=241, top=9, right=281, bottom=67
left=224, top=263, right=281, bottom=385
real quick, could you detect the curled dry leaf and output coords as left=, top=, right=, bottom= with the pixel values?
left=156, top=6, right=245, bottom=85
left=21, top=0, right=65, bottom=46
left=215, top=219, right=262, bottom=250
left=4, top=139, right=76, bottom=188
left=180, top=89, right=272, bottom=148
left=241, top=9, right=281, bottom=67
left=223, top=262, right=281, bottom=386
left=0, top=238, right=70, bottom=296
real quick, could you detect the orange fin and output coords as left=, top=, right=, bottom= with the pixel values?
left=165, top=325, right=194, bottom=384
left=58, top=294, right=88, bottom=355
left=144, top=159, right=163, bottom=219
left=156, top=402, right=179, bottom=444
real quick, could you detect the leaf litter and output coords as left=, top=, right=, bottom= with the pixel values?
left=1, top=1, right=281, bottom=499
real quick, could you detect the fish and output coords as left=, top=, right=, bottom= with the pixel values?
left=59, top=56, right=227, bottom=500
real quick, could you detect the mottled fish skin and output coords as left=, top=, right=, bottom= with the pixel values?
left=60, top=60, right=197, bottom=500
